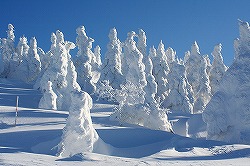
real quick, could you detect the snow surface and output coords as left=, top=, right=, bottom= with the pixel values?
left=0, top=78, right=249, bottom=165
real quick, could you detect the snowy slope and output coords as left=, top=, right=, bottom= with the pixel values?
left=0, top=78, right=250, bottom=165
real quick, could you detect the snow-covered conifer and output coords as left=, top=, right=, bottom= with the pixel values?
left=8, top=36, right=30, bottom=82
left=209, top=44, right=227, bottom=94
left=123, top=31, right=147, bottom=87
left=203, top=54, right=212, bottom=77
left=184, top=51, right=190, bottom=64
left=38, top=81, right=57, bottom=110
left=39, top=47, right=51, bottom=74
left=14, top=36, right=29, bottom=62
left=58, top=91, right=100, bottom=157
left=110, top=78, right=173, bottom=132
left=99, top=28, right=124, bottom=89
left=203, top=20, right=250, bottom=144
left=137, top=29, right=147, bottom=57
left=0, top=24, right=15, bottom=77
left=166, top=47, right=176, bottom=65
left=75, top=26, right=96, bottom=94
left=144, top=56, right=157, bottom=105
left=151, top=41, right=170, bottom=101
left=94, top=45, right=102, bottom=68
left=185, top=41, right=211, bottom=113
left=26, top=37, right=41, bottom=82
left=4, top=24, right=15, bottom=60
left=162, top=59, right=194, bottom=114
left=35, top=30, right=76, bottom=110
left=110, top=52, right=173, bottom=132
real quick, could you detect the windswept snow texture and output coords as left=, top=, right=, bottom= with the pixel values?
left=0, top=78, right=250, bottom=165
left=203, top=20, right=250, bottom=144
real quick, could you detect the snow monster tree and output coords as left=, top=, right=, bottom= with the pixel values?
left=203, top=20, right=250, bottom=144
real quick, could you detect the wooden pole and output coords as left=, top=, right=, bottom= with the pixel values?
left=14, top=96, right=19, bottom=126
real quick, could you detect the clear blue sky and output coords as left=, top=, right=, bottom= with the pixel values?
left=1, top=0, right=250, bottom=65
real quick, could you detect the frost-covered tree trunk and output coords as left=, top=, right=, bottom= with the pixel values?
left=39, top=81, right=57, bottom=110
left=75, top=26, right=96, bottom=94
left=209, top=44, right=227, bottom=94
left=99, top=28, right=124, bottom=89
left=203, top=20, right=250, bottom=144
left=185, top=41, right=211, bottom=113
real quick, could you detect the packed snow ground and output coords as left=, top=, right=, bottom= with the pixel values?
left=0, top=78, right=250, bottom=165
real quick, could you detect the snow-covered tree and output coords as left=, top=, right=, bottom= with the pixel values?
left=110, top=79, right=172, bottom=132
left=38, top=81, right=57, bottom=110
left=110, top=54, right=172, bottom=132
left=99, top=28, right=124, bottom=89
left=203, top=20, right=250, bottom=144
left=137, top=29, right=147, bottom=57
left=39, top=45, right=51, bottom=74
left=75, top=26, right=96, bottom=94
left=165, top=47, right=176, bottom=66
left=185, top=41, right=211, bottom=113
left=8, top=36, right=30, bottom=82
left=150, top=41, right=170, bottom=101
left=15, top=36, right=29, bottom=62
left=35, top=30, right=76, bottom=110
left=203, top=54, right=212, bottom=76
left=162, top=59, right=194, bottom=114
left=58, top=90, right=100, bottom=157
left=209, top=44, right=227, bottom=94
left=94, top=45, right=102, bottom=68
left=34, top=34, right=55, bottom=87
left=0, top=24, right=16, bottom=78
left=122, top=31, right=147, bottom=88
left=3, top=24, right=15, bottom=61
left=144, top=56, right=157, bottom=105
left=26, top=37, right=41, bottom=82
left=55, top=31, right=105, bottom=157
